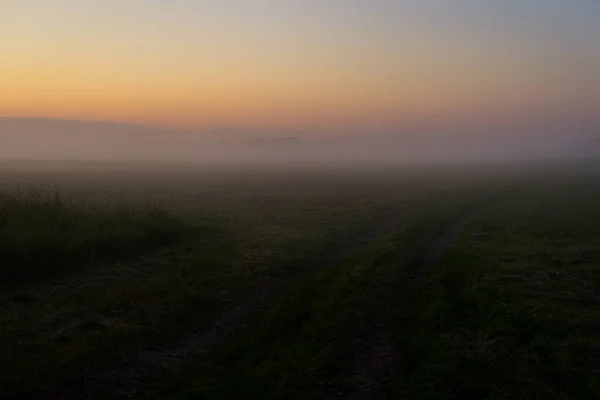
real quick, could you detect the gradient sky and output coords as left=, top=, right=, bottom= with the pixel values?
left=2, top=0, right=599, bottom=136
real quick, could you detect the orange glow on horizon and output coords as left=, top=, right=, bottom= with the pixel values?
left=2, top=1, right=599, bottom=135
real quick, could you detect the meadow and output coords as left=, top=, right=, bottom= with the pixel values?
left=0, top=160, right=599, bottom=399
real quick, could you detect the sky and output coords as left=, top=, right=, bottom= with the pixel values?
left=1, top=0, right=599, bottom=137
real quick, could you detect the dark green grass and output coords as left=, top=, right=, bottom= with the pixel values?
left=146, top=225, right=420, bottom=400
left=0, top=190, right=194, bottom=285
left=2, top=163, right=582, bottom=399
left=142, top=186, right=500, bottom=400
left=0, top=169, right=452, bottom=399
left=399, top=179, right=600, bottom=399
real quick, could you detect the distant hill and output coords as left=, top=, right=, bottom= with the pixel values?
left=0, top=117, right=598, bottom=163
left=0, top=117, right=206, bottom=160
left=241, top=137, right=301, bottom=148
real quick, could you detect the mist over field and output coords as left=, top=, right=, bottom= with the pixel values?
left=1, top=117, right=598, bottom=164
left=3, top=1, right=600, bottom=398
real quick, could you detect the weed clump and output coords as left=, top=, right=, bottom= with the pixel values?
left=0, top=190, right=193, bottom=285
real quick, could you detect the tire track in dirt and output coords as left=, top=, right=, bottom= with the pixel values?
left=55, top=205, right=411, bottom=399
left=340, top=187, right=520, bottom=400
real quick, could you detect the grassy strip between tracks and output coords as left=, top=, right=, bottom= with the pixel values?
left=144, top=189, right=495, bottom=400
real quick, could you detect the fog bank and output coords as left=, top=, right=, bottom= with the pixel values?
left=1, top=117, right=598, bottom=164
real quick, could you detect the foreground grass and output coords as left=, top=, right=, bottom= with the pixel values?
left=0, top=189, right=211, bottom=397
left=144, top=185, right=502, bottom=400
left=0, top=170, right=454, bottom=399
left=0, top=190, right=194, bottom=285
left=400, top=179, right=600, bottom=399
left=4, top=163, right=588, bottom=399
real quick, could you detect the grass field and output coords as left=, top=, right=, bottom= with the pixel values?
left=0, top=160, right=599, bottom=399
left=0, top=190, right=195, bottom=285
left=401, top=176, right=600, bottom=399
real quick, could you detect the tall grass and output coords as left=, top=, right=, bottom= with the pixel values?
left=0, top=190, right=193, bottom=285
